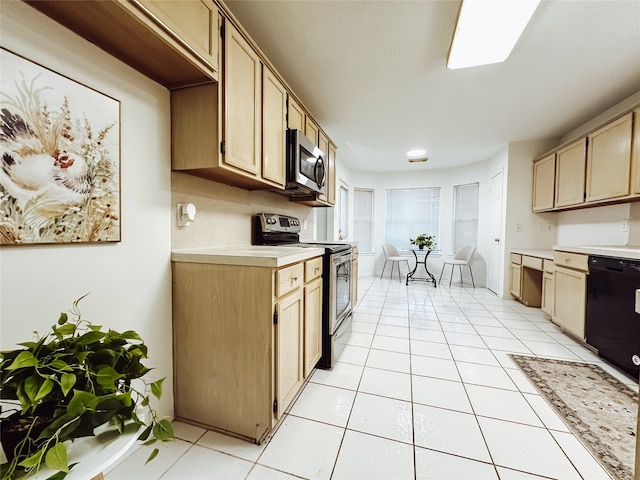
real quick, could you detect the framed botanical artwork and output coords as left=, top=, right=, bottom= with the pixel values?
left=0, top=48, right=121, bottom=245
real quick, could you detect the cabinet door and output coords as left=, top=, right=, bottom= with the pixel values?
left=510, top=263, right=522, bottom=298
left=317, top=132, right=330, bottom=203
left=552, top=266, right=586, bottom=340
left=532, top=154, right=556, bottom=211
left=631, top=108, right=640, bottom=195
left=305, top=118, right=319, bottom=146
left=262, top=68, right=287, bottom=187
left=224, top=21, right=261, bottom=175
left=137, top=0, right=219, bottom=74
left=586, top=112, right=633, bottom=202
left=275, top=290, right=303, bottom=418
left=327, top=143, right=337, bottom=205
left=541, top=271, right=554, bottom=315
left=303, top=277, right=323, bottom=378
left=288, top=97, right=305, bottom=132
left=555, top=139, right=586, bottom=208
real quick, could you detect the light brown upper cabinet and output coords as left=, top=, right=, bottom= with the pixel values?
left=25, top=0, right=218, bottom=88
left=317, top=132, right=330, bottom=204
left=305, top=118, right=319, bottom=146
left=223, top=20, right=262, bottom=177
left=632, top=108, right=640, bottom=195
left=586, top=112, right=633, bottom=203
left=288, top=97, right=305, bottom=132
left=327, top=142, right=337, bottom=205
left=532, top=153, right=556, bottom=212
left=172, top=19, right=284, bottom=189
left=554, top=138, right=587, bottom=208
left=262, top=67, right=287, bottom=188
left=133, top=0, right=219, bottom=77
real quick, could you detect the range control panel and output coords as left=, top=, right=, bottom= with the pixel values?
left=255, top=213, right=302, bottom=234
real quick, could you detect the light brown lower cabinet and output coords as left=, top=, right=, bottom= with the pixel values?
left=511, top=254, right=544, bottom=308
left=541, top=259, right=555, bottom=316
left=552, top=252, right=588, bottom=340
left=510, top=254, right=522, bottom=298
left=172, top=257, right=320, bottom=444
left=303, top=257, right=323, bottom=377
left=541, top=271, right=554, bottom=316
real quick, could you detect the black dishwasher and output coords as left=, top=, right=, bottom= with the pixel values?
left=586, top=255, right=640, bottom=379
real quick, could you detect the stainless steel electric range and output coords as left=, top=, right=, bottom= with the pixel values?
left=253, top=213, right=352, bottom=369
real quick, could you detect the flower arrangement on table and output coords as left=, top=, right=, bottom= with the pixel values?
left=409, top=234, right=437, bottom=250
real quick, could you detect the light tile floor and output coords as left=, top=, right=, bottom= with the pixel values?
left=106, top=276, right=637, bottom=480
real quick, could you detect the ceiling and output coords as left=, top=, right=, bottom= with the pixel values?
left=223, top=0, right=640, bottom=173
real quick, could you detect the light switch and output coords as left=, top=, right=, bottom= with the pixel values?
left=636, top=289, right=640, bottom=315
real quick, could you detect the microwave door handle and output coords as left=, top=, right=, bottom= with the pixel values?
left=315, top=157, right=326, bottom=187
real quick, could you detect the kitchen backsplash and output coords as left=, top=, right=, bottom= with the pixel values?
left=171, top=172, right=316, bottom=250
left=556, top=203, right=634, bottom=247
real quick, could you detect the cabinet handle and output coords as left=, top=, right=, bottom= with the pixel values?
left=314, top=267, right=319, bottom=273
left=291, top=276, right=298, bottom=282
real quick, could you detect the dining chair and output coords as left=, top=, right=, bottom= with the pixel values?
left=439, top=244, right=476, bottom=288
left=381, top=243, right=410, bottom=282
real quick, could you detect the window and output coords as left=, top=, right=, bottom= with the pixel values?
left=453, top=182, right=479, bottom=252
left=353, top=189, right=374, bottom=253
left=338, top=183, right=349, bottom=240
left=385, top=188, right=440, bottom=249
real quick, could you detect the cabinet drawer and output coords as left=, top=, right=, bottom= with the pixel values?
left=553, top=251, right=589, bottom=272
left=305, top=257, right=323, bottom=282
left=511, top=253, right=522, bottom=265
left=276, top=263, right=304, bottom=297
left=543, top=259, right=555, bottom=273
left=522, top=255, right=543, bottom=270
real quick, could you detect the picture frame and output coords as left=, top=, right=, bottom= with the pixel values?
left=0, top=47, right=121, bottom=245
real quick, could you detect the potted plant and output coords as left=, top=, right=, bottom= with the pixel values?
left=409, top=234, right=437, bottom=250
left=0, top=295, right=174, bottom=479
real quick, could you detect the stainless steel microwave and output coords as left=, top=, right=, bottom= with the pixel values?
left=286, top=129, right=326, bottom=197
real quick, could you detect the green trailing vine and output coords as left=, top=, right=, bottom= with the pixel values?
left=0, top=295, right=174, bottom=479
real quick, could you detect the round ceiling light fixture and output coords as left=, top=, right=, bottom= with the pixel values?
left=407, top=149, right=429, bottom=163
left=407, top=149, right=427, bottom=157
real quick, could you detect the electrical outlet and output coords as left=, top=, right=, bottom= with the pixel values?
left=622, top=220, right=629, bottom=232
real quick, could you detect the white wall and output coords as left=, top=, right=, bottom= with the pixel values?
left=556, top=204, right=631, bottom=246
left=500, top=139, right=560, bottom=295
left=0, top=3, right=173, bottom=417
left=347, top=160, right=497, bottom=287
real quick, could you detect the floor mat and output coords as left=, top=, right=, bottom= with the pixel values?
left=510, top=354, right=637, bottom=480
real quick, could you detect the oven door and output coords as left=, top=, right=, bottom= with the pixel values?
left=330, top=250, right=352, bottom=334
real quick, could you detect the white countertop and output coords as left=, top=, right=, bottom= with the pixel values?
left=553, top=245, right=640, bottom=260
left=171, top=245, right=326, bottom=267
left=511, top=249, right=554, bottom=260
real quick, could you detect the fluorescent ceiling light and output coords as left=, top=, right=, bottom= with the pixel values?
left=447, top=0, right=541, bottom=70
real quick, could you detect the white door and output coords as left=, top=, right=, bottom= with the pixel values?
left=487, top=171, right=504, bottom=294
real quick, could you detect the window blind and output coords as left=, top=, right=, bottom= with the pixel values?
left=384, top=188, right=440, bottom=250
left=453, top=182, right=479, bottom=253
left=353, top=189, right=374, bottom=253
